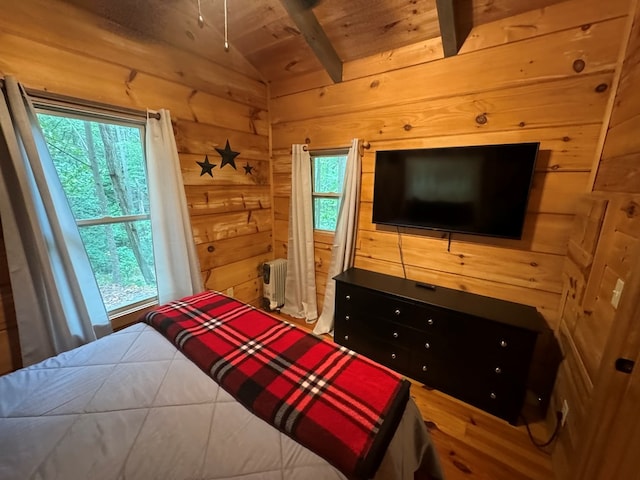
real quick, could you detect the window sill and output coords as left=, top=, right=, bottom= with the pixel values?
left=109, top=298, right=158, bottom=331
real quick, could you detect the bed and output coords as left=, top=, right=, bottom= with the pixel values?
left=0, top=291, right=443, bottom=480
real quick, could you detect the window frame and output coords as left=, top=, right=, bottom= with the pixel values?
left=34, top=102, right=159, bottom=319
left=309, top=148, right=349, bottom=232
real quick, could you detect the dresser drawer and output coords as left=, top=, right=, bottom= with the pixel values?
left=409, top=346, right=454, bottom=388
left=336, top=327, right=411, bottom=373
left=458, top=376, right=527, bottom=424
left=456, top=318, right=537, bottom=378
left=336, top=283, right=452, bottom=336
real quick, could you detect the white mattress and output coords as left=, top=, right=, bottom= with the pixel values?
left=0, top=323, right=442, bottom=480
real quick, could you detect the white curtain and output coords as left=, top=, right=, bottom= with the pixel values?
left=314, top=139, right=361, bottom=335
left=0, top=76, right=110, bottom=366
left=146, top=109, right=203, bottom=303
left=281, top=144, right=318, bottom=323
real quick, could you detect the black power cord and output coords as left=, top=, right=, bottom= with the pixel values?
left=520, top=410, right=563, bottom=452
left=397, top=226, right=407, bottom=279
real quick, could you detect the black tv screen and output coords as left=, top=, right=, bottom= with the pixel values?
left=371, top=142, right=539, bottom=239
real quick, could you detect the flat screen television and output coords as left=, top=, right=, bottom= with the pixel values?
left=371, top=142, right=539, bottom=239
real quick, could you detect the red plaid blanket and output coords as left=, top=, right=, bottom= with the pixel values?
left=144, top=291, right=410, bottom=479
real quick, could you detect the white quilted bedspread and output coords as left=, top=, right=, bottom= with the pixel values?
left=0, top=323, right=440, bottom=480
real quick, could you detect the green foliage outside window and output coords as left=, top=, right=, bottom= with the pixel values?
left=37, top=112, right=157, bottom=312
left=312, top=155, right=347, bottom=231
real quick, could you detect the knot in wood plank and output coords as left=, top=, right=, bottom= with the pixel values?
left=573, top=59, right=586, bottom=73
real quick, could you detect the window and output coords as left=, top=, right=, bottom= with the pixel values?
left=311, top=151, right=348, bottom=231
left=36, top=108, right=157, bottom=314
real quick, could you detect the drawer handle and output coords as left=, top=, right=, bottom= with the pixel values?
left=391, top=353, right=397, bottom=360
left=425, top=342, right=430, bottom=349
left=393, top=332, right=399, bottom=338
left=345, top=295, right=351, bottom=301
left=495, top=367, right=502, bottom=374
left=394, top=309, right=401, bottom=316
left=500, top=340, right=508, bottom=348
left=490, top=392, right=497, bottom=400
left=345, top=315, right=350, bottom=321
left=344, top=335, right=349, bottom=341
left=427, top=318, right=434, bottom=326
left=422, top=365, right=427, bottom=372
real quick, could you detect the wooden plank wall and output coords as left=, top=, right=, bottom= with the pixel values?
left=0, top=0, right=270, bottom=373
left=551, top=0, right=640, bottom=477
left=594, top=0, right=640, bottom=193
left=0, top=225, right=20, bottom=375
left=270, top=0, right=631, bottom=330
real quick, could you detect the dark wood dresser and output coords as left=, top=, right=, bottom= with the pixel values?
left=334, top=267, right=550, bottom=424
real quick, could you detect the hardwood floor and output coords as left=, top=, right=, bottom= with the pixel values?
left=274, top=311, right=556, bottom=480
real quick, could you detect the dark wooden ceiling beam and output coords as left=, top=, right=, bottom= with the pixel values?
left=436, top=0, right=472, bottom=57
left=279, top=0, right=343, bottom=83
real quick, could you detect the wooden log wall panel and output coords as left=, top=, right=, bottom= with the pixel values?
left=179, top=155, right=270, bottom=187
left=190, top=209, right=272, bottom=244
left=342, top=38, right=444, bottom=82
left=173, top=120, right=269, bottom=160
left=600, top=115, right=640, bottom=161
left=204, top=253, right=272, bottom=292
left=359, top=125, right=602, bottom=173
left=551, top=196, right=608, bottom=461
left=273, top=73, right=613, bottom=148
left=460, top=0, right=629, bottom=54
left=272, top=153, right=294, bottom=175
left=358, top=202, right=573, bottom=256
left=248, top=34, right=325, bottom=83
left=1, top=1, right=267, bottom=109
left=269, top=0, right=627, bottom=99
left=0, top=329, right=21, bottom=377
left=0, top=227, right=19, bottom=375
left=63, top=0, right=262, bottom=81
left=269, top=69, right=334, bottom=100
left=197, top=231, right=273, bottom=271
left=0, top=0, right=271, bottom=370
left=233, top=277, right=263, bottom=307
left=552, top=193, right=640, bottom=479
left=594, top=1, right=640, bottom=193
left=594, top=152, right=640, bottom=192
left=270, top=17, right=624, bottom=122
left=466, top=0, right=575, bottom=27
left=186, top=186, right=271, bottom=217
left=273, top=197, right=289, bottom=222
left=225, top=0, right=293, bottom=58
left=358, top=230, right=564, bottom=293
left=0, top=32, right=269, bottom=136
left=604, top=0, right=640, bottom=130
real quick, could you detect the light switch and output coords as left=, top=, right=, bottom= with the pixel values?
left=611, top=278, right=625, bottom=309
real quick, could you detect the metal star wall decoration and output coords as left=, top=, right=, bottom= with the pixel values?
left=215, top=139, right=240, bottom=170
left=197, top=155, right=216, bottom=177
left=243, top=162, right=254, bottom=175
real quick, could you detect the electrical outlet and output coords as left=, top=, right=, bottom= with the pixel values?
left=611, top=278, right=625, bottom=309
left=561, top=399, right=569, bottom=427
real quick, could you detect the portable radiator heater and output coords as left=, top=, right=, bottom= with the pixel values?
left=262, top=259, right=287, bottom=311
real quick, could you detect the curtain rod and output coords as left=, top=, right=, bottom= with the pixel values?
left=303, top=140, right=370, bottom=152
left=24, top=88, right=160, bottom=120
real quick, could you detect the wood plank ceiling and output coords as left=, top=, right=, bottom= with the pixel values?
left=64, top=0, right=568, bottom=85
